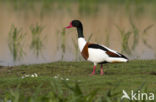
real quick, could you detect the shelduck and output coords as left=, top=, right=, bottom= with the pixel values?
left=66, top=20, right=128, bottom=75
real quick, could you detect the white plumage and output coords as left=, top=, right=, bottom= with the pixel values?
left=66, top=20, right=128, bottom=75
left=78, top=38, right=128, bottom=64
left=78, top=38, right=86, bottom=52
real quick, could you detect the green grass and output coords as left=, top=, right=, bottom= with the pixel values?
left=60, top=28, right=66, bottom=60
left=0, top=60, right=156, bottom=101
left=30, top=24, right=45, bottom=57
left=72, top=38, right=80, bottom=61
left=8, top=25, right=25, bottom=62
left=116, top=25, right=132, bottom=55
left=3, top=0, right=156, bottom=18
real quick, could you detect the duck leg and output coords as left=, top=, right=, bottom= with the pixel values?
left=100, top=64, right=104, bottom=75
left=91, top=65, right=96, bottom=75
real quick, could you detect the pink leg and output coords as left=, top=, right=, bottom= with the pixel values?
left=90, top=65, right=96, bottom=75
left=100, top=64, right=104, bottom=75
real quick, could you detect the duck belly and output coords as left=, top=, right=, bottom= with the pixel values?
left=87, top=48, right=109, bottom=63
left=107, top=57, right=128, bottom=63
left=87, top=48, right=128, bottom=63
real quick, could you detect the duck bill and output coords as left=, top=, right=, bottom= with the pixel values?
left=65, top=23, right=73, bottom=29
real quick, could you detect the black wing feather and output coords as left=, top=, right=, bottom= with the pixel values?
left=88, top=44, right=108, bottom=51
left=88, top=44, right=128, bottom=59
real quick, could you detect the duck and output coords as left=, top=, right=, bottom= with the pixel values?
left=65, top=20, right=128, bottom=75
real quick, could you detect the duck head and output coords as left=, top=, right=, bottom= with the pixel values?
left=66, top=20, right=82, bottom=29
left=66, top=20, right=84, bottom=38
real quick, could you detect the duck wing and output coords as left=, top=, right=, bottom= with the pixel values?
left=88, top=43, right=128, bottom=59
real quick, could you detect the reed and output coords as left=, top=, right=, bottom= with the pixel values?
left=56, top=30, right=60, bottom=51
left=56, top=29, right=67, bottom=61
left=105, top=30, right=110, bottom=47
left=30, top=24, right=44, bottom=57
left=3, top=0, right=156, bottom=18
left=8, top=25, right=25, bottom=62
left=78, top=0, right=99, bottom=16
left=116, top=25, right=132, bottom=55
left=11, top=0, right=35, bottom=12
left=60, top=28, right=66, bottom=60
left=72, top=38, right=79, bottom=61
left=40, top=0, right=55, bottom=19
left=129, top=18, right=139, bottom=50
left=87, top=33, right=93, bottom=42
left=142, top=24, right=153, bottom=49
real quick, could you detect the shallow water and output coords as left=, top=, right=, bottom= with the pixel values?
left=0, top=2, right=156, bottom=66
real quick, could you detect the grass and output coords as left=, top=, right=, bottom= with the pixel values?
left=116, top=18, right=140, bottom=55
left=104, top=30, right=110, bottom=47
left=60, top=28, right=66, bottom=60
left=129, top=18, right=139, bottom=51
left=55, top=28, right=67, bottom=61
left=78, top=0, right=99, bottom=16
left=3, top=0, right=156, bottom=18
left=116, top=25, right=132, bottom=55
left=30, top=24, right=45, bottom=57
left=8, top=25, right=25, bottom=62
left=116, top=18, right=153, bottom=56
left=87, top=33, right=93, bottom=42
left=142, top=24, right=154, bottom=49
left=72, top=38, right=80, bottom=61
left=0, top=60, right=156, bottom=101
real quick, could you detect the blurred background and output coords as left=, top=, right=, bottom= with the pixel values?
left=0, top=0, right=156, bottom=66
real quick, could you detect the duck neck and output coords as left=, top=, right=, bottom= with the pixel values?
left=78, top=38, right=86, bottom=52
left=76, top=26, right=84, bottom=38
left=76, top=25, right=86, bottom=52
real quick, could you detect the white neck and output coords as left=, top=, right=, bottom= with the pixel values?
left=78, top=37, right=86, bottom=52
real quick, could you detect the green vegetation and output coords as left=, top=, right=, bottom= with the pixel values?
left=142, top=24, right=154, bottom=49
left=0, top=60, right=156, bottom=101
left=8, top=25, right=25, bottom=62
left=4, top=0, right=156, bottom=61
left=87, top=33, right=93, bottom=42
left=30, top=24, right=45, bottom=57
left=2, top=0, right=156, bottom=18
left=116, top=18, right=153, bottom=56
left=78, top=0, right=99, bottom=16
left=116, top=25, right=132, bottom=55
left=104, top=30, right=110, bottom=47
left=2, top=1, right=156, bottom=100
left=55, top=28, right=67, bottom=60
left=130, top=18, right=139, bottom=51
left=72, top=38, right=80, bottom=61
left=60, top=28, right=66, bottom=60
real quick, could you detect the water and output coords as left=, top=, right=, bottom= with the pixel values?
left=0, top=2, right=156, bottom=66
